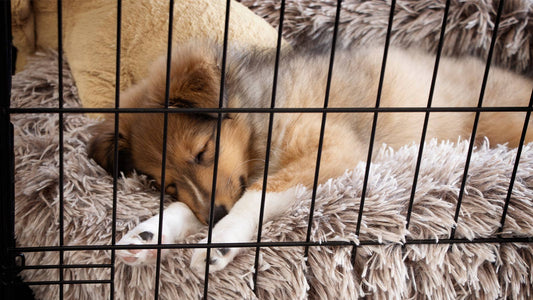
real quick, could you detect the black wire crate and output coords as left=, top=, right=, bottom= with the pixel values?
left=2, top=0, right=533, bottom=299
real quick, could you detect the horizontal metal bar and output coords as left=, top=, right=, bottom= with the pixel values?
left=9, top=236, right=533, bottom=253
left=25, top=280, right=112, bottom=286
left=8, top=106, right=532, bottom=115
left=20, top=263, right=113, bottom=270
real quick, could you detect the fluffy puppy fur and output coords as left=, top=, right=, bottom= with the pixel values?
left=88, top=41, right=533, bottom=272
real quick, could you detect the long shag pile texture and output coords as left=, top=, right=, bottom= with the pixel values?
left=12, top=1, right=533, bottom=299
left=13, top=53, right=533, bottom=299
left=239, top=0, right=533, bottom=75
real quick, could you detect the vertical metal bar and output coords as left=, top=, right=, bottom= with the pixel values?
left=0, top=1, right=16, bottom=298
left=110, top=0, right=122, bottom=299
left=499, top=90, right=533, bottom=232
left=203, top=1, right=231, bottom=296
left=56, top=0, right=65, bottom=298
left=252, top=0, right=286, bottom=293
left=303, top=0, right=343, bottom=258
left=405, top=0, right=450, bottom=230
left=154, top=0, right=174, bottom=299
left=351, top=0, right=396, bottom=265
left=450, top=0, right=504, bottom=239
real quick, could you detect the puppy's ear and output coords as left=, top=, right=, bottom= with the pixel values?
left=168, top=56, right=227, bottom=119
left=87, top=117, right=134, bottom=176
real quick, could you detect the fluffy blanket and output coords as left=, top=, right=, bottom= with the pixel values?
left=12, top=0, right=533, bottom=299
left=13, top=53, right=533, bottom=300
left=239, top=0, right=533, bottom=75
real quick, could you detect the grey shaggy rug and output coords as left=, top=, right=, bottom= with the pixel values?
left=12, top=1, right=533, bottom=299
left=239, top=0, right=533, bottom=76
left=13, top=54, right=533, bottom=299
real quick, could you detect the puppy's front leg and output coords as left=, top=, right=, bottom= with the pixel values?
left=190, top=186, right=300, bottom=275
left=117, top=202, right=204, bottom=265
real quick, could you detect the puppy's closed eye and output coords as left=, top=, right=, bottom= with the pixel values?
left=169, top=97, right=196, bottom=109
left=194, top=149, right=206, bottom=164
left=192, top=140, right=212, bottom=165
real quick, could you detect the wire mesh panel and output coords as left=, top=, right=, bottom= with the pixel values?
left=1, top=0, right=17, bottom=298
left=2, top=0, right=533, bottom=299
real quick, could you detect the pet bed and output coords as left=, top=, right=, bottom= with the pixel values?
left=12, top=0, right=533, bottom=299
left=240, top=0, right=532, bottom=75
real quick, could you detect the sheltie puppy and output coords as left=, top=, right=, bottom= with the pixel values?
left=88, top=41, right=532, bottom=273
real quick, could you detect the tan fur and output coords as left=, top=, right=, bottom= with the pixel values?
left=88, top=42, right=533, bottom=224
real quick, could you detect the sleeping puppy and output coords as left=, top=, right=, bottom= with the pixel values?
left=88, top=41, right=533, bottom=273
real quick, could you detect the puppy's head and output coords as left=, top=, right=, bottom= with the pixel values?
left=88, top=42, right=251, bottom=224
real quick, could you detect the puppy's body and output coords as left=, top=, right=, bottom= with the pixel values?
left=89, top=42, right=532, bottom=272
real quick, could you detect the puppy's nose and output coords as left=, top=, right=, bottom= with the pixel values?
left=212, top=205, right=228, bottom=224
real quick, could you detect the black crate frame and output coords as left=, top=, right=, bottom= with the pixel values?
left=1, top=0, right=533, bottom=299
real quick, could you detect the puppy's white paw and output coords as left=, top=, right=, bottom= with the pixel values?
left=116, top=217, right=166, bottom=265
left=190, top=216, right=255, bottom=275
left=190, top=238, right=239, bottom=275
left=117, top=202, right=204, bottom=266
left=189, top=188, right=299, bottom=275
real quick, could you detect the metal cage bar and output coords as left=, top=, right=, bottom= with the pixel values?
left=450, top=0, right=505, bottom=239
left=405, top=0, right=451, bottom=230
left=9, top=106, right=532, bottom=115
left=304, top=0, right=343, bottom=259
left=153, top=1, right=175, bottom=298
left=12, top=235, right=533, bottom=254
left=1, top=0, right=16, bottom=299
left=351, top=0, right=396, bottom=265
left=252, top=0, right=287, bottom=292
left=56, top=1, right=65, bottom=298
left=109, top=1, right=123, bottom=299
left=203, top=1, right=232, bottom=296
left=499, top=90, right=533, bottom=232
